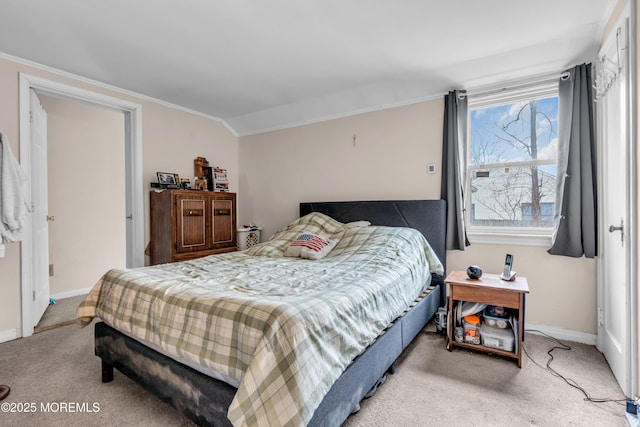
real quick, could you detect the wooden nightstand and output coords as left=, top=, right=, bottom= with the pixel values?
left=445, top=271, right=529, bottom=368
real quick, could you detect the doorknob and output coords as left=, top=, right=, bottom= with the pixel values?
left=608, top=218, right=624, bottom=245
left=46, top=215, right=55, bottom=222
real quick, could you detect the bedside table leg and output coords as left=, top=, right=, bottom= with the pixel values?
left=518, top=293, right=524, bottom=368
left=447, top=296, right=453, bottom=351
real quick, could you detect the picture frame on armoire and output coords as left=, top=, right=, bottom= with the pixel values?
left=157, top=172, right=180, bottom=188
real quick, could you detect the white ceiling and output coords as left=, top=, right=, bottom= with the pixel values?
left=0, top=0, right=617, bottom=135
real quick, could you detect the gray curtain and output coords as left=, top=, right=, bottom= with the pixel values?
left=441, top=90, right=469, bottom=250
left=548, top=63, right=597, bottom=257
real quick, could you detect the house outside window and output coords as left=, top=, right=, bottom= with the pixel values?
left=466, top=82, right=559, bottom=246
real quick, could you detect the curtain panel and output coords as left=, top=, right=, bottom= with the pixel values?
left=441, top=90, right=469, bottom=250
left=548, top=63, right=597, bottom=258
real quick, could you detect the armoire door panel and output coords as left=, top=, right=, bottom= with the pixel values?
left=212, top=199, right=233, bottom=244
left=179, top=199, right=206, bottom=250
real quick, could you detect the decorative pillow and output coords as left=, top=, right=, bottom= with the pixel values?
left=284, top=232, right=339, bottom=260
left=246, top=212, right=345, bottom=257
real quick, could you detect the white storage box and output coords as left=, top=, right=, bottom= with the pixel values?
left=483, top=306, right=511, bottom=329
left=480, top=323, right=515, bottom=352
left=237, top=227, right=262, bottom=250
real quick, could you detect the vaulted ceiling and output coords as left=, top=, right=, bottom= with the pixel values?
left=0, top=0, right=617, bottom=135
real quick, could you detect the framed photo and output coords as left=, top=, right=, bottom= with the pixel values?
left=157, top=172, right=179, bottom=187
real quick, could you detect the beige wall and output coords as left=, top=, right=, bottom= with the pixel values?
left=40, top=95, right=126, bottom=296
left=240, top=99, right=598, bottom=334
left=239, top=101, right=444, bottom=235
left=0, top=56, right=238, bottom=337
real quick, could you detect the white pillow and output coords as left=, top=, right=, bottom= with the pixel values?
left=346, top=220, right=371, bottom=227
left=284, top=232, right=339, bottom=260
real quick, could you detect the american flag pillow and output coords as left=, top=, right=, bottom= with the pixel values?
left=284, top=232, right=339, bottom=260
left=291, top=233, right=330, bottom=251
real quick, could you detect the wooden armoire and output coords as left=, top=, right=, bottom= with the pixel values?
left=149, top=190, right=237, bottom=265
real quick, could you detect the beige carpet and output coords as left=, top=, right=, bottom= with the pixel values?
left=35, top=295, right=86, bottom=332
left=344, top=330, right=628, bottom=427
left=0, top=315, right=630, bottom=426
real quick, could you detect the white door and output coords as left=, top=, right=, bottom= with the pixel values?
left=598, top=20, right=632, bottom=397
left=29, top=89, right=50, bottom=327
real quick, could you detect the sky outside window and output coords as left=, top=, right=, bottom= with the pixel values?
left=470, top=97, right=558, bottom=165
left=469, top=96, right=558, bottom=227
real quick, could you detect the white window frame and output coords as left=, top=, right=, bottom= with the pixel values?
left=465, top=80, right=559, bottom=247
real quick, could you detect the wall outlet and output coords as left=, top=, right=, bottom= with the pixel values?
left=49, top=264, right=54, bottom=277
left=427, top=164, right=436, bottom=174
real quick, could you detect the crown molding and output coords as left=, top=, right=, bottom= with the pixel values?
left=0, top=51, right=238, bottom=137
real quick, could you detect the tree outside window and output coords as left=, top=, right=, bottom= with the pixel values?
left=468, top=95, right=558, bottom=230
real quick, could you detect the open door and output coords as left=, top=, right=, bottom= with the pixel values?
left=29, top=89, right=50, bottom=327
left=20, top=74, right=145, bottom=337
left=20, top=74, right=144, bottom=337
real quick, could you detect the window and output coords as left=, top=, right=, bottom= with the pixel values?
left=466, top=83, right=559, bottom=245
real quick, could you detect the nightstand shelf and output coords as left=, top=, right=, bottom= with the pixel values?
left=445, top=271, right=529, bottom=368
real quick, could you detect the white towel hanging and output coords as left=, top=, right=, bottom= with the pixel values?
left=0, top=131, right=28, bottom=257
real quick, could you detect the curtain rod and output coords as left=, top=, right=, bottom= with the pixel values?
left=457, top=71, right=571, bottom=100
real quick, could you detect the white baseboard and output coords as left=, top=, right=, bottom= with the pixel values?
left=0, top=329, right=18, bottom=344
left=50, top=287, right=92, bottom=301
left=526, top=322, right=597, bottom=346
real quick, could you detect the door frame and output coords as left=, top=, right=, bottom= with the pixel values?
left=18, top=73, right=144, bottom=338
left=595, top=2, right=638, bottom=401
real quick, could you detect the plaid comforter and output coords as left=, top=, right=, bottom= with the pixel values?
left=78, top=213, right=443, bottom=426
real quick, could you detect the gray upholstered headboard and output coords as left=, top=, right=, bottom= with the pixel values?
left=299, top=200, right=447, bottom=274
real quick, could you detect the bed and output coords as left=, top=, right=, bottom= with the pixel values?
left=77, top=199, right=447, bottom=426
